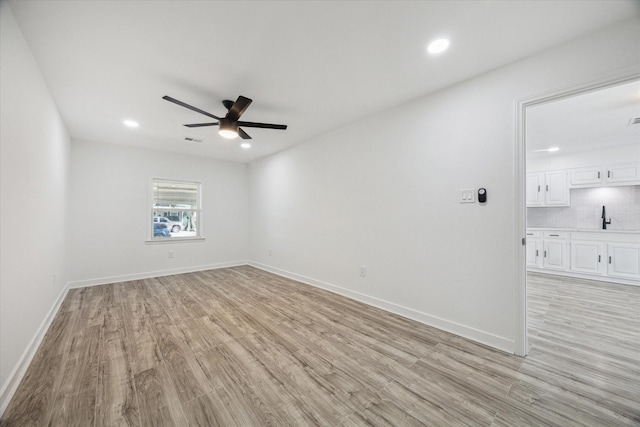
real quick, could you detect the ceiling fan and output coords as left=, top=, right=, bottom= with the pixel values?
left=162, top=95, right=287, bottom=140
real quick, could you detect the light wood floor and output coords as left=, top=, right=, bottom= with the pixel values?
left=2, top=267, right=639, bottom=426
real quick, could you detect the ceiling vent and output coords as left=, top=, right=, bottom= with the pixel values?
left=629, top=117, right=640, bottom=126
left=184, top=137, right=203, bottom=143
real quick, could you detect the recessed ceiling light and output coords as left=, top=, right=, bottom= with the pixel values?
left=531, top=147, right=560, bottom=153
left=427, top=38, right=450, bottom=54
left=240, top=142, right=251, bottom=149
left=123, top=119, right=139, bottom=128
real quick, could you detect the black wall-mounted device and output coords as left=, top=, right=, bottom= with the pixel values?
left=478, top=188, right=487, bottom=203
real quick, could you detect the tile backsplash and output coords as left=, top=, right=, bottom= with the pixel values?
left=527, top=185, right=640, bottom=230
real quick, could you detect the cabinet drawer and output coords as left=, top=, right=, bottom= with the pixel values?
left=544, top=231, right=569, bottom=239
left=526, top=231, right=542, bottom=238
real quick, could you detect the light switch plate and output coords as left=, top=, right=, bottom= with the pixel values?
left=460, top=188, right=475, bottom=203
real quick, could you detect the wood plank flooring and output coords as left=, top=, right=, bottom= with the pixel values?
left=2, top=267, right=639, bottom=426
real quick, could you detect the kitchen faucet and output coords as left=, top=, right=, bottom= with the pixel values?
left=601, top=205, right=611, bottom=230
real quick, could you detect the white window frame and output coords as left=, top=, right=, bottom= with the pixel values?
left=147, top=178, right=204, bottom=243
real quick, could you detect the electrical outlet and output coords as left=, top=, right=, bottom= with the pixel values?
left=360, top=266, right=366, bottom=278
left=268, top=249, right=272, bottom=256
left=168, top=251, right=175, bottom=258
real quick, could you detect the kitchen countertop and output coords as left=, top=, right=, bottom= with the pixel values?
left=527, top=227, right=640, bottom=235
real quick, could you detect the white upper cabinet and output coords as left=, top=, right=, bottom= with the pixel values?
left=570, top=166, right=603, bottom=186
left=544, top=170, right=569, bottom=206
left=606, top=163, right=640, bottom=184
left=526, top=172, right=544, bottom=206
left=570, top=163, right=640, bottom=188
left=526, top=169, right=569, bottom=207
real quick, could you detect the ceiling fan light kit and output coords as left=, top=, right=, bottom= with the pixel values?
left=218, top=118, right=239, bottom=139
left=162, top=95, right=287, bottom=142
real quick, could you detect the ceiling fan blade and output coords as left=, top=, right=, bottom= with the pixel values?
left=227, top=96, right=252, bottom=121
left=237, top=121, right=287, bottom=130
left=162, top=95, right=221, bottom=120
left=184, top=122, right=219, bottom=128
left=238, top=128, right=252, bottom=140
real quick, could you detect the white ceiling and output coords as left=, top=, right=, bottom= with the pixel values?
left=8, top=0, right=639, bottom=163
left=527, top=80, right=640, bottom=156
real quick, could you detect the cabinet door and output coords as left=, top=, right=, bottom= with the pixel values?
left=526, top=238, right=543, bottom=268
left=605, top=164, right=640, bottom=184
left=607, top=243, right=640, bottom=279
left=526, top=173, right=544, bottom=206
left=570, top=241, right=605, bottom=275
left=544, top=170, right=569, bottom=206
left=543, top=239, right=568, bottom=270
left=570, top=166, right=603, bottom=186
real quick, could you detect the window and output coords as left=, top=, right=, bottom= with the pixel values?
left=150, top=179, right=202, bottom=241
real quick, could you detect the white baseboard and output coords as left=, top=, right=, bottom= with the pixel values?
left=0, top=282, right=70, bottom=417
left=67, top=260, right=249, bottom=288
left=249, top=261, right=515, bottom=354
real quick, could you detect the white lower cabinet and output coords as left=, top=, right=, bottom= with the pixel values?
left=607, top=243, right=640, bottom=279
left=526, top=239, right=543, bottom=268
left=542, top=237, right=569, bottom=271
left=525, top=232, right=543, bottom=268
left=570, top=241, right=606, bottom=275
left=527, top=229, right=640, bottom=285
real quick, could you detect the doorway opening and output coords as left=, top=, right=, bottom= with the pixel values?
left=515, top=70, right=640, bottom=356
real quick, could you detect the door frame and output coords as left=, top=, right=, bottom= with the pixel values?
left=513, top=66, right=640, bottom=357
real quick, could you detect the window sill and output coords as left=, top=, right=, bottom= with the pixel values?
left=145, top=237, right=205, bottom=245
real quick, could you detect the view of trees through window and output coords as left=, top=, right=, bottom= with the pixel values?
left=152, top=179, right=201, bottom=239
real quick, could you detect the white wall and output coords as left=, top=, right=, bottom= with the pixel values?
left=0, top=1, right=71, bottom=411
left=67, top=140, right=249, bottom=286
left=248, top=18, right=640, bottom=353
